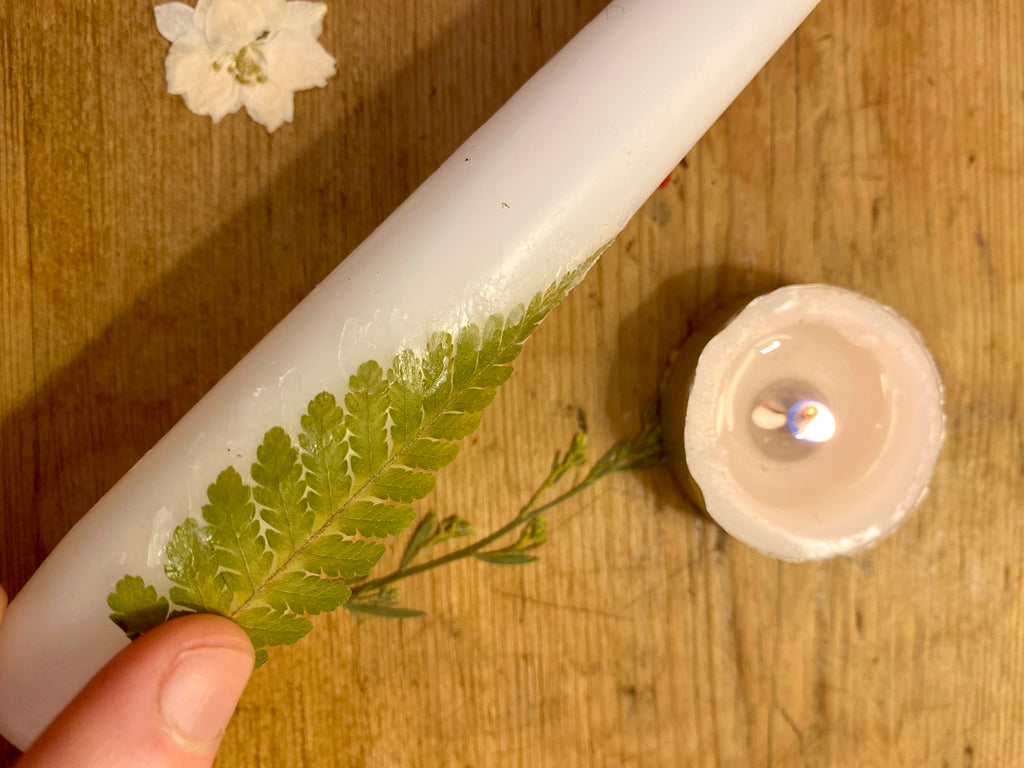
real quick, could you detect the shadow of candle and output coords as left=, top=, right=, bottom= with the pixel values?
left=601, top=261, right=786, bottom=520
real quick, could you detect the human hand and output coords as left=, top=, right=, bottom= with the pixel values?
left=1, top=585, right=253, bottom=768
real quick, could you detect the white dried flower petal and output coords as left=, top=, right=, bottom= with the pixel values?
left=281, top=1, right=327, bottom=36
left=263, top=31, right=336, bottom=92
left=203, top=0, right=283, bottom=53
left=192, top=0, right=213, bottom=32
left=155, top=2, right=200, bottom=42
left=244, top=81, right=294, bottom=132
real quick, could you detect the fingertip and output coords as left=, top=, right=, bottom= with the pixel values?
left=131, top=614, right=256, bottom=752
left=19, top=613, right=254, bottom=768
left=159, top=641, right=254, bottom=751
left=151, top=612, right=254, bottom=658
left=0, top=584, right=7, bottom=624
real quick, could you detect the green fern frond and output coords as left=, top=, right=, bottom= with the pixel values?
left=108, top=253, right=599, bottom=663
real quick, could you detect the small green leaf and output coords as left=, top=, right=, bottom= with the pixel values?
left=424, top=411, right=482, bottom=441
left=396, top=438, right=460, bottom=471
left=465, top=363, right=514, bottom=391
left=345, top=361, right=389, bottom=483
left=107, top=575, right=169, bottom=639
left=477, top=315, right=506, bottom=367
left=368, top=467, right=435, bottom=503
left=427, top=515, right=474, bottom=547
left=165, top=518, right=232, bottom=614
left=202, top=467, right=273, bottom=601
left=387, top=350, right=424, bottom=453
left=421, top=332, right=454, bottom=417
left=448, top=386, right=498, bottom=413
left=298, top=535, right=385, bottom=579
left=252, top=427, right=311, bottom=558
left=474, top=551, right=539, bottom=566
left=332, top=500, right=416, bottom=539
left=345, top=603, right=427, bottom=619
left=235, top=607, right=313, bottom=651
left=299, top=392, right=351, bottom=530
left=473, top=517, right=547, bottom=566
left=400, top=512, right=438, bottom=570
left=476, top=515, right=547, bottom=567
left=553, top=433, right=588, bottom=475
left=451, top=323, right=482, bottom=392
left=344, top=588, right=425, bottom=619
left=398, top=512, right=474, bottom=571
left=516, top=516, right=547, bottom=549
left=262, top=572, right=352, bottom=616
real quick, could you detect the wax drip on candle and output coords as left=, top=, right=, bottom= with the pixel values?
left=749, top=379, right=835, bottom=460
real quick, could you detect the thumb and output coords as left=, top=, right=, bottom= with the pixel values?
left=15, top=612, right=253, bottom=768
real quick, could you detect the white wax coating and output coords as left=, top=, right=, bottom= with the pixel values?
left=684, top=285, right=945, bottom=561
left=0, top=0, right=819, bottom=748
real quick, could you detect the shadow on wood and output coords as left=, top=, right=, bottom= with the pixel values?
left=604, top=264, right=786, bottom=520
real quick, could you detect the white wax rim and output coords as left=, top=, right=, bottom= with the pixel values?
left=0, top=0, right=820, bottom=749
left=684, top=284, right=945, bottom=561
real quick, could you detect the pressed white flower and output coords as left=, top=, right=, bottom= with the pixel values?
left=155, top=0, right=336, bottom=132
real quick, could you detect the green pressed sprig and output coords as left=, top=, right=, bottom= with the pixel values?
left=107, top=251, right=661, bottom=665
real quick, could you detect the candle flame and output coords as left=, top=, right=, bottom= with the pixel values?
left=787, top=400, right=836, bottom=443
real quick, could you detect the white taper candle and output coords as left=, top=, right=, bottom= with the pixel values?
left=0, top=0, right=820, bottom=748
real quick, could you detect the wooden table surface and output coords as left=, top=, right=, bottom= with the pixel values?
left=2, top=1, right=1023, bottom=765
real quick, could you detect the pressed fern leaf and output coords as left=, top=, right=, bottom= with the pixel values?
left=107, top=576, right=169, bottom=640
left=299, top=392, right=352, bottom=530
left=202, top=467, right=273, bottom=600
left=108, top=254, right=599, bottom=664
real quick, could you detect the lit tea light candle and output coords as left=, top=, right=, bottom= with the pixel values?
left=662, top=284, right=945, bottom=561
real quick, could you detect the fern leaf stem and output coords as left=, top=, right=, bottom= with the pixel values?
left=349, top=404, right=665, bottom=601
left=348, top=446, right=631, bottom=599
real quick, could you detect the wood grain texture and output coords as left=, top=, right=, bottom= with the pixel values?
left=2, top=0, right=1022, bottom=765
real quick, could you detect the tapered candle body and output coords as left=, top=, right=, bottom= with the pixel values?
left=0, top=0, right=819, bottom=749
